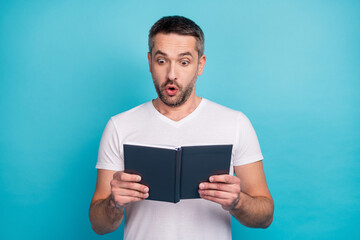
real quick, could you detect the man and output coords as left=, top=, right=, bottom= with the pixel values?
left=89, top=16, right=274, bottom=239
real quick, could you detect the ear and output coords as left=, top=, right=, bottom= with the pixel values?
left=197, top=55, right=206, bottom=76
left=147, top=52, right=152, bottom=73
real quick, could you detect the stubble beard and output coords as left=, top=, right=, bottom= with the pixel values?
left=153, top=77, right=197, bottom=108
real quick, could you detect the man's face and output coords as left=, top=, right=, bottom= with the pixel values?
left=148, top=33, right=206, bottom=107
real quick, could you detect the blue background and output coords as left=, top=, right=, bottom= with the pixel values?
left=1, top=0, right=359, bottom=239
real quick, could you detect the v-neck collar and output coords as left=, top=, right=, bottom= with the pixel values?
left=150, top=98, right=207, bottom=127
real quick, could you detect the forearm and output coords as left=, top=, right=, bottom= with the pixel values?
left=89, top=196, right=124, bottom=235
left=230, top=191, right=274, bottom=228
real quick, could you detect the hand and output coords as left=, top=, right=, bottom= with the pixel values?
left=198, top=174, right=241, bottom=211
left=109, top=171, right=149, bottom=209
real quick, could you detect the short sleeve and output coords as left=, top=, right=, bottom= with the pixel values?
left=233, top=113, right=263, bottom=166
left=95, top=117, right=124, bottom=171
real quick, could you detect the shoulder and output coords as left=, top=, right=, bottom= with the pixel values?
left=203, top=98, right=245, bottom=119
left=110, top=101, right=153, bottom=126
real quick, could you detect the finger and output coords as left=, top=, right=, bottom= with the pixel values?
left=113, top=188, right=149, bottom=199
left=111, top=180, right=149, bottom=193
left=198, top=189, right=237, bottom=200
left=209, top=174, right=240, bottom=184
left=113, top=171, right=142, bottom=182
left=199, top=182, right=240, bottom=193
left=112, top=195, right=148, bottom=207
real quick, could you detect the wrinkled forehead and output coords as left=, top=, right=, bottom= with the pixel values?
left=151, top=33, right=198, bottom=58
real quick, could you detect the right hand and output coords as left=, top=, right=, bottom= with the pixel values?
left=109, top=171, right=149, bottom=209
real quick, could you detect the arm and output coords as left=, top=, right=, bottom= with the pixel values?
left=231, top=161, right=274, bottom=228
left=89, top=169, right=149, bottom=235
left=199, top=161, right=274, bottom=228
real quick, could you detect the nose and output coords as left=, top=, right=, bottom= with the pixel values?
left=167, top=62, right=177, bottom=81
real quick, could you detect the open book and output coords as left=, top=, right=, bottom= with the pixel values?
left=124, top=144, right=232, bottom=203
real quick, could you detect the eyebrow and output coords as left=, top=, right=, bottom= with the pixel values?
left=154, top=50, right=193, bottom=58
left=179, top=52, right=193, bottom=57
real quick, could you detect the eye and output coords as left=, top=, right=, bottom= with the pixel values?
left=181, top=60, right=190, bottom=66
left=157, top=59, right=166, bottom=64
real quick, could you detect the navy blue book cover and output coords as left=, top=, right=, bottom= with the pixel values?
left=124, top=144, right=232, bottom=203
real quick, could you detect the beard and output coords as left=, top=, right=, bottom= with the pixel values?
left=153, top=77, right=197, bottom=108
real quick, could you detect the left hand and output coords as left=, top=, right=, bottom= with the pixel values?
left=199, top=174, right=241, bottom=211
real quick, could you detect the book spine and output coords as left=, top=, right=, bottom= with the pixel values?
left=174, top=147, right=181, bottom=203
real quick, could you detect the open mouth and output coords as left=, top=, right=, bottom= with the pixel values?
left=165, top=85, right=178, bottom=96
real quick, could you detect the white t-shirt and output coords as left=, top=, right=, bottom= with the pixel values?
left=96, top=98, right=263, bottom=240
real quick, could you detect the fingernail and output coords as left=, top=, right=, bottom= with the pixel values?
left=144, top=193, right=149, bottom=198
left=136, top=176, right=141, bottom=181
left=144, top=187, right=149, bottom=193
left=199, top=183, right=204, bottom=189
left=209, top=177, right=214, bottom=182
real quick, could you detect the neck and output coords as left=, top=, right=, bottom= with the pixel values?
left=152, top=94, right=202, bottom=121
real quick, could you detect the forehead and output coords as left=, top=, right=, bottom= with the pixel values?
left=152, top=33, right=198, bottom=56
